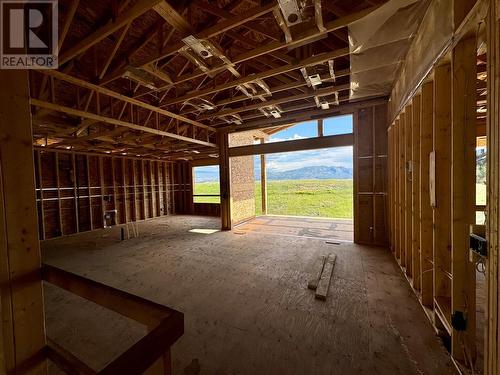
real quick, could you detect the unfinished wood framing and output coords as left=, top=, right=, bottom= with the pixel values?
left=0, top=70, right=46, bottom=373
left=219, top=132, right=231, bottom=230
left=411, top=95, right=421, bottom=291
left=420, top=81, right=434, bottom=308
left=433, top=63, right=453, bottom=336
left=2, top=0, right=500, bottom=374
left=260, top=139, right=268, bottom=215
left=486, top=1, right=500, bottom=373
left=354, top=104, right=388, bottom=246
left=387, top=2, right=491, bottom=368
left=451, top=35, right=477, bottom=362
left=35, top=149, right=174, bottom=239
left=405, top=104, right=413, bottom=277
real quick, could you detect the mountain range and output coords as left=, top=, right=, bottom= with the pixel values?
left=266, top=166, right=352, bottom=180
left=195, top=165, right=353, bottom=182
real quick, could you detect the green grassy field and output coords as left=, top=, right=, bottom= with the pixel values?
left=194, top=181, right=486, bottom=221
left=194, top=179, right=353, bottom=218
left=255, top=179, right=353, bottom=218
left=193, top=181, right=220, bottom=203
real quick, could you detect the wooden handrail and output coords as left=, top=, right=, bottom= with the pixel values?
left=42, top=264, right=184, bottom=374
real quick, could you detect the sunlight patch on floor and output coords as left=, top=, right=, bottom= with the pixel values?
left=188, top=228, right=220, bottom=235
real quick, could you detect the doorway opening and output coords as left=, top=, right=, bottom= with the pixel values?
left=249, top=115, right=354, bottom=241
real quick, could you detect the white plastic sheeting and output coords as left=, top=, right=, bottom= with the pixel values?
left=348, top=0, right=431, bottom=100
left=389, top=0, right=454, bottom=118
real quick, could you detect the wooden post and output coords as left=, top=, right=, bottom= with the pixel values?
left=394, top=119, right=401, bottom=260
left=111, top=158, right=118, bottom=221
left=486, top=1, right=500, bottom=373
left=317, top=118, right=324, bottom=137
left=37, top=151, right=46, bottom=240
left=412, top=95, right=421, bottom=290
left=151, top=161, right=157, bottom=217
left=399, top=113, right=407, bottom=267
left=394, top=120, right=400, bottom=258
left=122, top=158, right=129, bottom=225
left=420, top=81, right=434, bottom=307
left=388, top=126, right=394, bottom=253
left=0, top=70, right=47, bottom=373
left=451, top=35, right=477, bottom=362
left=99, top=156, right=105, bottom=228
left=55, top=152, right=63, bottom=235
left=86, top=155, right=93, bottom=230
left=141, top=160, right=147, bottom=219
left=71, top=153, right=79, bottom=232
left=260, top=139, right=267, bottom=215
left=398, top=115, right=405, bottom=264
left=433, top=63, right=452, bottom=332
left=218, top=131, right=231, bottom=230
left=405, top=104, right=413, bottom=276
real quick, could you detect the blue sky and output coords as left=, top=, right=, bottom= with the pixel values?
left=194, top=115, right=354, bottom=182
left=267, top=115, right=353, bottom=142
left=258, top=115, right=353, bottom=172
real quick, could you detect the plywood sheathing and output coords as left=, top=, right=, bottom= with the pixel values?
left=42, top=215, right=454, bottom=374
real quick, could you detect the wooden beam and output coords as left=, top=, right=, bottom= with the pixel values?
left=193, top=2, right=280, bottom=42
left=314, top=0, right=326, bottom=32
left=200, top=84, right=350, bottom=120
left=399, top=113, right=406, bottom=265
left=153, top=1, right=191, bottom=34
left=225, top=97, right=388, bottom=133
left=405, top=104, right=413, bottom=276
left=229, top=133, right=353, bottom=157
left=38, top=70, right=214, bottom=131
left=191, top=69, right=349, bottom=113
left=105, top=5, right=377, bottom=90
left=59, top=0, right=162, bottom=65
left=103, top=2, right=278, bottom=83
left=58, top=0, right=80, bottom=50
left=99, top=23, right=131, bottom=79
left=31, top=99, right=217, bottom=148
left=260, top=138, right=267, bottom=215
left=433, top=63, right=452, bottom=333
left=162, top=48, right=350, bottom=107
left=411, top=95, right=421, bottom=291
left=0, top=70, right=46, bottom=373
left=420, top=81, right=433, bottom=307
left=218, top=131, right=231, bottom=230
left=317, top=118, right=324, bottom=137
left=273, top=7, right=292, bottom=43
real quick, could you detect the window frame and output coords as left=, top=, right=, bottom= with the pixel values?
left=192, top=164, right=221, bottom=204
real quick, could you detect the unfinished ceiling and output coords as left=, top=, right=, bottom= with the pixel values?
left=31, top=0, right=402, bottom=161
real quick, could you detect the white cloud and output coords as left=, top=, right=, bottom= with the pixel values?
left=265, top=146, right=353, bottom=171
left=268, top=134, right=305, bottom=143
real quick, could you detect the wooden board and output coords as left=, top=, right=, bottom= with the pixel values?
left=420, top=81, right=434, bottom=307
left=0, top=70, right=46, bottom=373
left=307, top=255, right=327, bottom=290
left=315, top=254, right=337, bottom=300
left=450, top=35, right=477, bottom=361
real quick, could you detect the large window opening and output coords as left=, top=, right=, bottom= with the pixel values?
left=192, top=165, right=220, bottom=203
left=254, top=115, right=354, bottom=219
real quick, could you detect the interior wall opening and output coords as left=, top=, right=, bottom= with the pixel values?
left=254, top=115, right=353, bottom=220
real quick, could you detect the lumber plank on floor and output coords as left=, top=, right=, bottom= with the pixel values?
left=307, top=255, right=326, bottom=290
left=315, top=254, right=337, bottom=300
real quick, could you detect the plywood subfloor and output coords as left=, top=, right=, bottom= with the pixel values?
left=42, top=215, right=453, bottom=375
left=236, top=215, right=354, bottom=242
